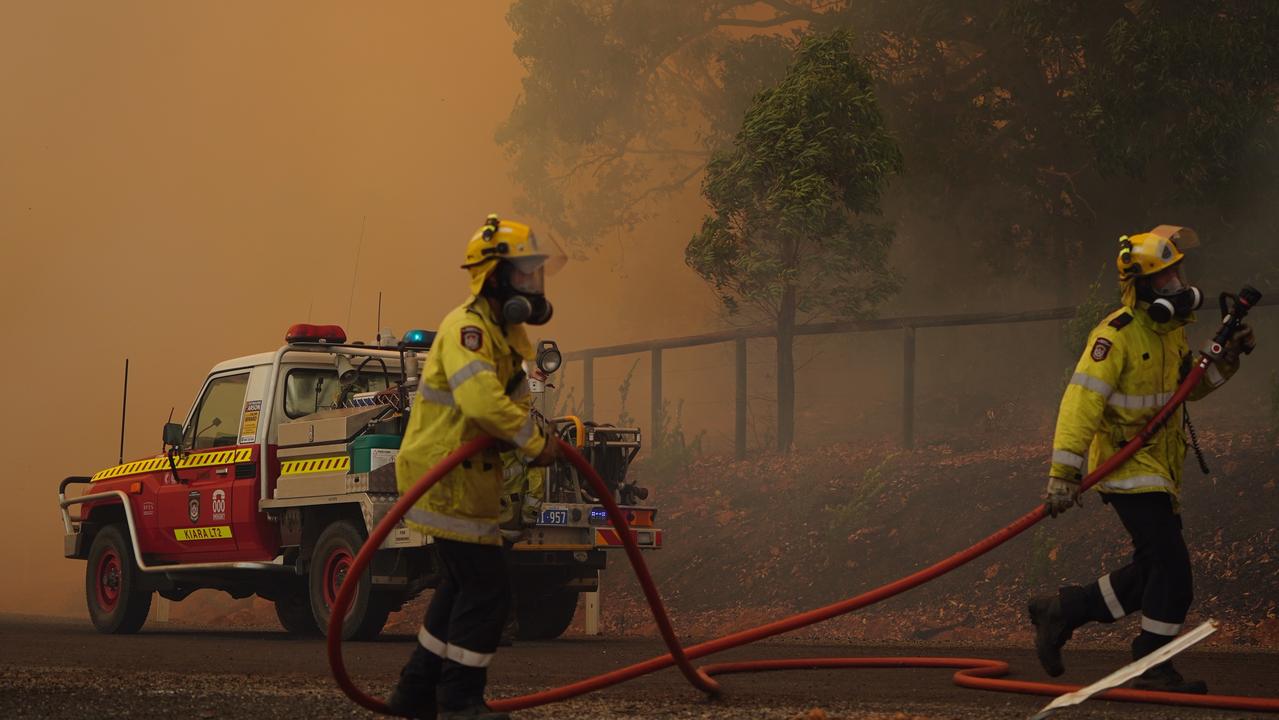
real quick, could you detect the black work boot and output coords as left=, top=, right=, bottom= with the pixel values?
left=437, top=703, right=510, bottom=720
left=1132, top=662, right=1208, bottom=694
left=1028, top=594, right=1074, bottom=677
left=386, top=684, right=438, bottom=720
left=388, top=646, right=440, bottom=719
left=1130, top=632, right=1207, bottom=694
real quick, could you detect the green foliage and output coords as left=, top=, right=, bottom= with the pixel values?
left=611, top=359, right=702, bottom=477
left=643, top=398, right=705, bottom=478
left=502, top=0, right=1279, bottom=285
left=825, top=451, right=899, bottom=531
left=686, top=30, right=902, bottom=322
left=1062, top=266, right=1117, bottom=361
left=613, top=358, right=641, bottom=429
left=1065, top=2, right=1279, bottom=205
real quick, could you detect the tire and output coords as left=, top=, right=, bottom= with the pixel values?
left=308, top=520, right=391, bottom=641
left=515, top=586, right=578, bottom=641
left=274, top=584, right=320, bottom=636
left=85, top=524, right=152, bottom=634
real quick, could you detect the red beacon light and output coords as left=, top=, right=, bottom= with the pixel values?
left=285, top=323, right=347, bottom=344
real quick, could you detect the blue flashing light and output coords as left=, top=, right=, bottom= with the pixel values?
left=402, top=329, right=436, bottom=350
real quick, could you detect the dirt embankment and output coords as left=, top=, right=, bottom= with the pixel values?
left=601, top=430, right=1279, bottom=649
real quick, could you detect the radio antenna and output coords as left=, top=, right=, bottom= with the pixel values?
left=118, top=358, right=129, bottom=465
left=345, top=215, right=367, bottom=331
left=376, top=291, right=383, bottom=344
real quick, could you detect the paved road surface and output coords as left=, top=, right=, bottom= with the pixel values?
left=2, top=615, right=1276, bottom=719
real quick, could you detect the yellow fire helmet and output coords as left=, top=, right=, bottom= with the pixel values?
left=462, top=214, right=567, bottom=296
left=1116, top=225, right=1199, bottom=280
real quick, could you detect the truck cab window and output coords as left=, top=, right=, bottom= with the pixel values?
left=284, top=367, right=391, bottom=419
left=185, top=373, right=250, bottom=450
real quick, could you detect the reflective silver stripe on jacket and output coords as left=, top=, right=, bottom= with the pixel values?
left=446, top=643, right=495, bottom=668
left=1099, top=474, right=1171, bottom=492
left=503, top=462, right=527, bottom=481
left=417, top=626, right=447, bottom=657
left=404, top=507, right=499, bottom=540
left=510, top=415, right=537, bottom=449
left=417, top=384, right=456, bottom=407
left=1070, top=373, right=1113, bottom=398
left=448, top=359, right=496, bottom=389
left=1107, top=391, right=1172, bottom=410
left=1141, top=616, right=1182, bottom=636
left=1052, top=449, right=1085, bottom=470
left=1098, top=574, right=1126, bottom=620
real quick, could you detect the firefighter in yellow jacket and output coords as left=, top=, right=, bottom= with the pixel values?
left=389, top=215, right=565, bottom=720
left=1029, top=226, right=1256, bottom=694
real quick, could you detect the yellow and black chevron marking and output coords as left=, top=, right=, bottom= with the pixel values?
left=91, top=448, right=253, bottom=482
left=279, top=455, right=350, bottom=476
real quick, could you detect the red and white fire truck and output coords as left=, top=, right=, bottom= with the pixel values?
left=58, top=323, right=659, bottom=640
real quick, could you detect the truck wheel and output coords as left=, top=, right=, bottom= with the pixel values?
left=516, top=587, right=578, bottom=641
left=85, top=524, right=152, bottom=634
left=274, top=586, right=320, bottom=636
left=308, top=520, right=391, bottom=641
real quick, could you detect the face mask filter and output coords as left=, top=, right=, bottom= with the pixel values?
left=1145, top=285, right=1203, bottom=323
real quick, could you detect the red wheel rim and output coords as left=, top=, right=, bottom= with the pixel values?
left=323, top=548, right=354, bottom=613
left=95, top=547, right=122, bottom=612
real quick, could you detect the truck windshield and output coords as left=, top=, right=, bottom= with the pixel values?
left=284, top=367, right=393, bottom=419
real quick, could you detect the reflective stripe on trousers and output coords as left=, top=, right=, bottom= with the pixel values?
left=418, top=625, right=496, bottom=667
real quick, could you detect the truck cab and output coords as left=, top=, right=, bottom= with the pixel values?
left=59, top=323, right=659, bottom=641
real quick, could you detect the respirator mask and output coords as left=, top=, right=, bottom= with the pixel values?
left=490, top=258, right=553, bottom=326
left=1138, top=264, right=1203, bottom=323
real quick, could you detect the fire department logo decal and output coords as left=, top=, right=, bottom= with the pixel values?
left=188, top=490, right=200, bottom=524
left=460, top=325, right=484, bottom=352
left=1090, top=337, right=1113, bottom=362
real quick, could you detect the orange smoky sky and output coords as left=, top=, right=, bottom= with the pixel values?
left=0, top=2, right=721, bottom=615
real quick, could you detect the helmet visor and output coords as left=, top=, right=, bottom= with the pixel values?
left=1150, top=264, right=1188, bottom=296
left=506, top=262, right=545, bottom=294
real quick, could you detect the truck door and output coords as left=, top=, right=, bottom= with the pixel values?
left=156, top=371, right=249, bottom=559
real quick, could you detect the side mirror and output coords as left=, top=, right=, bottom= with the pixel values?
left=163, top=422, right=184, bottom=448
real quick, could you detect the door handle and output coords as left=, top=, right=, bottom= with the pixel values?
left=214, top=467, right=229, bottom=476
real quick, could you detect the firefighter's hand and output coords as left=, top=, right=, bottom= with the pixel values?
left=528, top=435, right=562, bottom=467
left=1044, top=477, right=1082, bottom=518
left=521, top=495, right=543, bottom=525
left=1224, top=323, right=1256, bottom=363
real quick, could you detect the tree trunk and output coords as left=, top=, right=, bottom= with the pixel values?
left=776, top=284, right=797, bottom=454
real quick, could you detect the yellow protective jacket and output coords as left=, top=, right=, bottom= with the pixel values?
left=499, top=453, right=546, bottom=526
left=1049, top=303, right=1237, bottom=506
left=396, top=296, right=548, bottom=545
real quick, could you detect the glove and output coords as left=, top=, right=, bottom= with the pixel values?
left=1223, top=323, right=1256, bottom=363
left=528, top=432, right=562, bottom=467
left=521, top=495, right=543, bottom=526
left=1044, top=476, right=1081, bottom=518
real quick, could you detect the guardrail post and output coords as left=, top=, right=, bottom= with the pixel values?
left=902, top=325, right=916, bottom=449
left=583, top=356, right=594, bottom=420
left=651, top=348, right=663, bottom=441
left=735, top=337, right=747, bottom=460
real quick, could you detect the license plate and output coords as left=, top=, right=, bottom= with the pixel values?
left=539, top=508, right=570, bottom=526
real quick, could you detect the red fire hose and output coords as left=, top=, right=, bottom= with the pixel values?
left=328, top=320, right=1278, bottom=715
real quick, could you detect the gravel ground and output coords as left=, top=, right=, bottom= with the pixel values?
left=3, top=615, right=1276, bottom=719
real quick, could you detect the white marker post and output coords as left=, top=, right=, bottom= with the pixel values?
left=583, top=570, right=601, bottom=636
left=1029, top=620, right=1217, bottom=720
